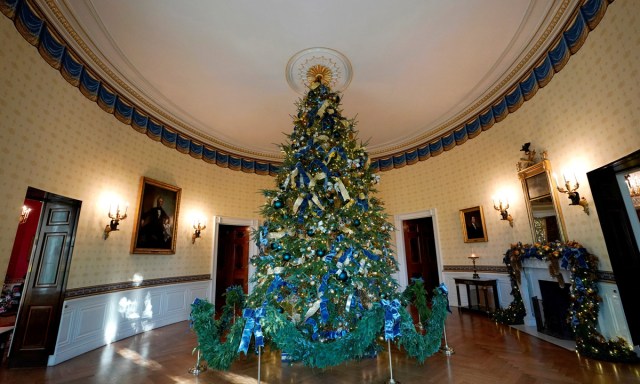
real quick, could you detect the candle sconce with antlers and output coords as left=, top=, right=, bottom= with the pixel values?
left=556, top=175, right=589, bottom=215
left=493, top=199, right=514, bottom=227
left=192, top=221, right=206, bottom=244
left=104, top=204, right=128, bottom=239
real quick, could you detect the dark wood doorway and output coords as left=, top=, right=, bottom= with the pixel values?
left=587, top=149, right=640, bottom=345
left=402, top=217, right=440, bottom=296
left=8, top=187, right=81, bottom=367
left=214, top=224, right=250, bottom=311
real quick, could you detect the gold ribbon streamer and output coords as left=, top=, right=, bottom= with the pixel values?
left=335, top=179, right=351, bottom=201
left=311, top=193, right=325, bottom=210
left=304, top=299, right=322, bottom=321
left=290, top=167, right=299, bottom=189
left=317, top=100, right=329, bottom=117
left=293, top=194, right=305, bottom=213
left=268, top=231, right=288, bottom=239
left=308, top=172, right=326, bottom=189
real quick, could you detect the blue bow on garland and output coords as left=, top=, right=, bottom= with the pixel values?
left=321, top=329, right=347, bottom=340
left=437, top=283, right=452, bottom=313
left=381, top=299, right=402, bottom=340
left=189, top=297, right=204, bottom=328
left=238, top=307, right=265, bottom=354
left=305, top=317, right=319, bottom=340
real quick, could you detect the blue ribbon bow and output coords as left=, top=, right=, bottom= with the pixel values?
left=325, top=146, right=347, bottom=163
left=381, top=299, right=402, bottom=340
left=305, top=317, right=319, bottom=340
left=258, top=224, right=269, bottom=247
left=267, top=275, right=288, bottom=302
left=319, top=298, right=330, bottom=323
left=338, top=247, right=354, bottom=264
left=356, top=198, right=369, bottom=212
left=294, top=162, right=310, bottom=188
left=437, top=283, right=452, bottom=313
left=362, top=249, right=380, bottom=261
left=238, top=307, right=265, bottom=355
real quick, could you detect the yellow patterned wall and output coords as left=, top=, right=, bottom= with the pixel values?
left=0, top=16, right=272, bottom=289
left=377, top=0, right=640, bottom=272
left=1, top=0, right=639, bottom=291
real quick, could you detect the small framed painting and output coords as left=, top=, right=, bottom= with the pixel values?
left=131, top=177, right=181, bottom=254
left=460, top=206, right=488, bottom=243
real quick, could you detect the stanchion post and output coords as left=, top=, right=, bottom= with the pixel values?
left=385, top=339, right=399, bottom=384
left=442, top=323, right=454, bottom=356
left=188, top=347, right=207, bottom=375
left=257, top=346, right=262, bottom=384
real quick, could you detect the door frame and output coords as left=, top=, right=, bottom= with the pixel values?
left=393, top=209, right=443, bottom=292
left=210, top=216, right=259, bottom=303
left=587, top=150, right=640, bottom=344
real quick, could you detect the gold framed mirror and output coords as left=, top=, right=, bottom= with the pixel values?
left=518, top=159, right=567, bottom=243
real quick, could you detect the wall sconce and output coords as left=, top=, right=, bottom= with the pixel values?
left=554, top=173, right=589, bottom=215
left=492, top=197, right=513, bottom=227
left=19, top=205, right=32, bottom=224
left=104, top=204, right=128, bottom=239
left=468, top=252, right=480, bottom=279
left=192, top=220, right=206, bottom=244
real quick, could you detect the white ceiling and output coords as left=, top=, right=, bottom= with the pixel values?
left=42, top=0, right=575, bottom=161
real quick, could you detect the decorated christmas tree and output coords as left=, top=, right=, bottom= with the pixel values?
left=191, top=66, right=449, bottom=371
left=249, top=69, right=398, bottom=342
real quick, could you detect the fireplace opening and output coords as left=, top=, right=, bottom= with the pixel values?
left=532, top=280, right=575, bottom=340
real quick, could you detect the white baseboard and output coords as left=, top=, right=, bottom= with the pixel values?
left=48, top=280, right=212, bottom=366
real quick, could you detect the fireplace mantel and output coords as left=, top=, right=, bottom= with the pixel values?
left=520, top=258, right=571, bottom=327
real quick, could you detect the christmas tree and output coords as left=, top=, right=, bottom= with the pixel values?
left=249, top=70, right=398, bottom=340
left=191, top=67, right=449, bottom=370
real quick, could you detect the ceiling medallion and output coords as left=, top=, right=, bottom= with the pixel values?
left=286, top=47, right=352, bottom=94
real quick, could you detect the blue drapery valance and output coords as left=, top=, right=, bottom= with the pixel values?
left=1, top=0, right=612, bottom=176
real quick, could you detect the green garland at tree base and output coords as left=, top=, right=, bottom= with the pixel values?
left=190, top=283, right=449, bottom=370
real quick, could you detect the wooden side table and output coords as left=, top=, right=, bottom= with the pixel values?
left=454, top=277, right=499, bottom=315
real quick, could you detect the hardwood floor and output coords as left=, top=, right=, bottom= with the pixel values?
left=0, top=310, right=638, bottom=383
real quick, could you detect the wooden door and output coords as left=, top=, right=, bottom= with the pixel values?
left=8, top=192, right=80, bottom=367
left=215, top=225, right=249, bottom=311
left=587, top=150, right=640, bottom=344
left=403, top=217, right=440, bottom=296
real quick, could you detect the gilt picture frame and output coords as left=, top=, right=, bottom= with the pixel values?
left=460, top=206, right=488, bottom=243
left=131, top=177, right=181, bottom=254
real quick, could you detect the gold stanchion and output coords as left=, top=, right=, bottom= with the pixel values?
left=385, top=339, right=400, bottom=384
left=441, top=323, right=454, bottom=356
left=188, top=347, right=207, bottom=375
left=257, top=346, right=262, bottom=384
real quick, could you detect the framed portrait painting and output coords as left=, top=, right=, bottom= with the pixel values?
left=460, top=206, right=488, bottom=243
left=131, top=177, right=181, bottom=254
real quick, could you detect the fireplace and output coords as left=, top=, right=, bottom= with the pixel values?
left=532, top=280, right=574, bottom=340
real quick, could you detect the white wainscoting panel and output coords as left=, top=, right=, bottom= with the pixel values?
left=48, top=280, right=212, bottom=366
left=597, top=282, right=633, bottom=344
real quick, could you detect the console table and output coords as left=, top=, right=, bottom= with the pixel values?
left=454, top=277, right=499, bottom=315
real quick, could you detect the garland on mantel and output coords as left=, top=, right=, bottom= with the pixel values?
left=493, top=241, right=638, bottom=363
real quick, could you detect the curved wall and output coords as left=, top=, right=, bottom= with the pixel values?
left=377, top=0, right=640, bottom=272
left=0, top=14, right=272, bottom=289
left=1, top=0, right=639, bottom=293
